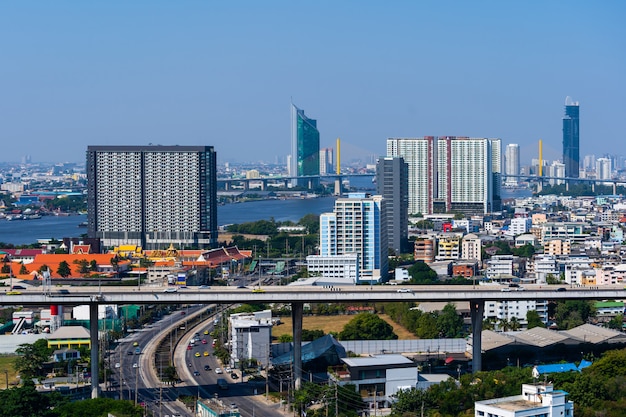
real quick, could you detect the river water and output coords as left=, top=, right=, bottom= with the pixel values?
left=0, top=186, right=531, bottom=246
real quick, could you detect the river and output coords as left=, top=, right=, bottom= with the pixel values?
left=0, top=186, right=532, bottom=246
left=0, top=197, right=338, bottom=245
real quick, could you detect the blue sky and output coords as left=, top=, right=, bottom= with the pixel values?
left=1, top=1, right=624, bottom=166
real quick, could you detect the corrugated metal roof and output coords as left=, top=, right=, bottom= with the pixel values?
left=341, top=354, right=413, bottom=368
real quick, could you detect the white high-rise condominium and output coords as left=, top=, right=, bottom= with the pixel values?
left=319, top=193, right=388, bottom=282
left=505, top=144, right=520, bottom=186
left=596, top=157, right=612, bottom=184
left=386, top=137, right=437, bottom=215
left=387, top=136, right=501, bottom=216
left=87, top=145, right=217, bottom=249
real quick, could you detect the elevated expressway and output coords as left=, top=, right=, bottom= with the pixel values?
left=3, top=284, right=626, bottom=398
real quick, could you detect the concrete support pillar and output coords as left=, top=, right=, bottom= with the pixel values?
left=308, top=179, right=313, bottom=190
left=536, top=179, right=542, bottom=194
left=565, top=181, right=569, bottom=192
left=284, top=179, right=289, bottom=189
left=334, top=179, right=342, bottom=196
left=261, top=180, right=266, bottom=191
left=469, top=300, right=484, bottom=373
left=243, top=181, right=249, bottom=191
left=613, top=182, right=617, bottom=195
left=224, top=182, right=230, bottom=191
left=592, top=183, right=595, bottom=193
left=89, top=302, right=100, bottom=398
left=291, top=302, right=303, bottom=390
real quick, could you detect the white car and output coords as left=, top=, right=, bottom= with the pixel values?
left=163, top=287, right=177, bottom=293
left=215, top=367, right=223, bottom=374
left=397, top=288, right=413, bottom=293
left=115, top=363, right=121, bottom=368
left=225, top=366, right=232, bottom=373
left=132, top=363, right=139, bottom=368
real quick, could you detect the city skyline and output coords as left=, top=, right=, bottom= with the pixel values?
left=1, top=2, right=625, bottom=165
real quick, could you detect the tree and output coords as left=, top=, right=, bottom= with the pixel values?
left=497, top=317, right=510, bottom=332
left=56, top=261, right=71, bottom=278
left=0, top=379, right=65, bottom=417
left=546, top=273, right=561, bottom=285
left=436, top=304, right=464, bottom=338
left=408, top=261, right=438, bottom=284
left=339, top=313, right=398, bottom=341
left=513, top=243, right=535, bottom=258
left=89, top=260, right=98, bottom=271
left=526, top=310, right=545, bottom=329
left=607, top=313, right=624, bottom=330
left=19, top=263, right=28, bottom=275
left=278, top=334, right=293, bottom=343
left=55, top=397, right=144, bottom=417
left=555, top=300, right=596, bottom=330
left=509, top=316, right=521, bottom=331
left=301, top=329, right=325, bottom=341
left=14, top=339, right=52, bottom=379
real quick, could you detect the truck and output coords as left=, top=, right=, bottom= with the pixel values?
left=217, top=378, right=228, bottom=390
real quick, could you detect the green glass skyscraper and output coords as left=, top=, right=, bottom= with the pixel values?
left=563, top=97, right=580, bottom=178
left=290, top=103, right=320, bottom=187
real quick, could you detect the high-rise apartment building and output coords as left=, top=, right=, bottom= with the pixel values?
left=319, top=193, right=388, bottom=282
left=596, top=157, right=612, bottom=184
left=386, top=137, right=437, bottom=215
left=563, top=97, right=580, bottom=178
left=376, top=156, right=409, bottom=254
left=290, top=103, right=320, bottom=187
left=87, top=145, right=217, bottom=250
left=504, top=144, right=520, bottom=186
left=319, top=147, right=334, bottom=175
left=387, top=136, right=501, bottom=216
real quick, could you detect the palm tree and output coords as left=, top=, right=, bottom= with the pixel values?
left=498, top=317, right=510, bottom=332
left=509, top=316, right=521, bottom=331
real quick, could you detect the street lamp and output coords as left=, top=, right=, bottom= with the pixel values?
left=134, top=363, right=140, bottom=406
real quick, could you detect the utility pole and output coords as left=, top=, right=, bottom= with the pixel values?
left=335, top=382, right=338, bottom=417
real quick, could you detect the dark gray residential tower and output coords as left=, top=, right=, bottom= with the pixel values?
left=87, top=145, right=217, bottom=250
left=563, top=97, right=580, bottom=178
left=376, top=156, right=409, bottom=254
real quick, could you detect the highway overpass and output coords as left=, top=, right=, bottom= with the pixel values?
left=3, top=284, right=625, bottom=397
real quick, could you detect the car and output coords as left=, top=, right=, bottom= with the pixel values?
left=204, top=365, right=211, bottom=371
left=11, top=285, right=25, bottom=290
left=231, top=372, right=239, bottom=379
left=202, top=339, right=207, bottom=344
left=187, top=345, right=192, bottom=350
left=193, top=371, right=200, bottom=376
left=556, top=287, right=567, bottom=292
left=6, top=291, right=21, bottom=295
left=127, top=351, right=134, bottom=355
left=194, top=352, right=201, bottom=357
left=215, top=367, right=223, bottom=374
left=180, top=311, right=186, bottom=315
left=230, top=402, right=237, bottom=409
left=132, top=363, right=138, bottom=368
left=396, top=288, right=413, bottom=293
left=133, top=341, right=139, bottom=347
left=163, top=287, right=177, bottom=293
left=236, top=285, right=247, bottom=289
left=252, top=288, right=266, bottom=293
left=199, top=285, right=211, bottom=289
left=195, top=332, right=200, bottom=337
left=203, top=330, right=209, bottom=335
left=203, top=351, right=209, bottom=357
left=500, top=288, right=511, bottom=292
left=225, top=366, right=232, bottom=373
left=115, top=363, right=121, bottom=368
